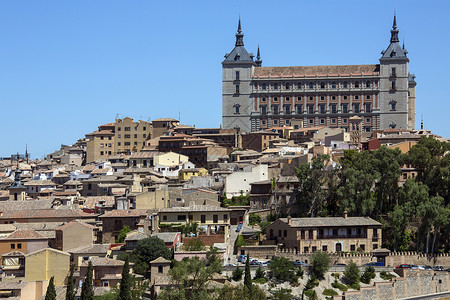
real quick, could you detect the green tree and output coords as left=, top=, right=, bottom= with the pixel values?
left=183, top=238, right=206, bottom=251
left=65, top=264, right=76, bottom=300
left=295, top=155, right=330, bottom=217
left=218, top=284, right=267, bottom=300
left=244, top=253, right=252, bottom=290
left=360, top=266, right=376, bottom=284
left=268, top=256, right=297, bottom=283
left=45, top=276, right=56, bottom=300
left=116, top=225, right=133, bottom=243
left=81, top=261, right=94, bottom=300
left=158, top=256, right=222, bottom=300
left=132, top=236, right=171, bottom=275
left=310, top=251, right=330, bottom=280
left=249, top=213, right=262, bottom=226
left=118, top=257, right=131, bottom=300
left=254, top=266, right=265, bottom=280
left=270, top=288, right=292, bottom=300
left=232, top=267, right=244, bottom=281
left=343, top=261, right=360, bottom=284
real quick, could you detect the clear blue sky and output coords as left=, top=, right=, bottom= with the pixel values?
left=1, top=1, right=449, bottom=159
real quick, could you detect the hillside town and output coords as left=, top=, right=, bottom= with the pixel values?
left=1, top=11, right=450, bottom=300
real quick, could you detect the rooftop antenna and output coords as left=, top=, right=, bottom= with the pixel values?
left=25, top=144, right=29, bottom=164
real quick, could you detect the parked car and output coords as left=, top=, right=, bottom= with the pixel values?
left=396, top=264, right=412, bottom=269
left=425, top=265, right=433, bottom=270
left=334, top=263, right=347, bottom=266
left=364, top=262, right=385, bottom=267
left=433, top=266, right=444, bottom=271
left=259, top=260, right=270, bottom=266
left=237, top=255, right=247, bottom=263
left=292, top=260, right=308, bottom=267
left=224, top=263, right=236, bottom=267
left=236, top=221, right=243, bottom=232
left=250, top=259, right=259, bottom=265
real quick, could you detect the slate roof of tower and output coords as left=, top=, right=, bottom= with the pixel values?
left=254, top=64, right=380, bottom=77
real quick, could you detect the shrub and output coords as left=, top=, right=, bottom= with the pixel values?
left=347, top=282, right=360, bottom=290
left=249, top=213, right=262, bottom=226
left=253, top=277, right=268, bottom=284
left=323, top=289, right=338, bottom=296
left=182, top=238, right=205, bottom=251
left=296, top=267, right=304, bottom=278
left=236, top=235, right=245, bottom=247
left=268, top=256, right=297, bottom=282
left=332, top=282, right=348, bottom=291
left=232, top=267, right=243, bottom=281
left=361, top=266, right=376, bottom=284
left=254, top=266, right=265, bottom=280
left=343, top=261, right=360, bottom=284
left=304, top=289, right=318, bottom=300
left=305, top=278, right=319, bottom=290
left=380, top=271, right=396, bottom=280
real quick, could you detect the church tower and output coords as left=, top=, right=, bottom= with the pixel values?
left=222, top=18, right=256, bottom=132
left=9, top=166, right=26, bottom=201
left=379, top=14, right=415, bottom=130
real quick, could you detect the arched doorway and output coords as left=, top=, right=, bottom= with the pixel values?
left=335, top=243, right=342, bottom=253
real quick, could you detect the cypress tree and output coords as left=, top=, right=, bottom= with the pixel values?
left=80, top=261, right=94, bottom=300
left=244, top=253, right=252, bottom=291
left=66, top=264, right=75, bottom=300
left=118, top=257, right=132, bottom=300
left=45, top=276, right=57, bottom=300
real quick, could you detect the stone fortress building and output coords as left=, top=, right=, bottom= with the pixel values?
left=222, top=16, right=416, bottom=133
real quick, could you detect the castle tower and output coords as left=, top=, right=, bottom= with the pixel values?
left=9, top=166, right=26, bottom=201
left=222, top=18, right=256, bottom=132
left=379, top=14, right=414, bottom=130
left=349, top=116, right=363, bottom=146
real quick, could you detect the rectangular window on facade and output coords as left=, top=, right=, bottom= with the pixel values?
left=296, top=104, right=302, bottom=114
left=365, top=103, right=371, bottom=112
left=320, top=96, right=325, bottom=101
left=301, top=231, right=305, bottom=239
left=261, top=120, right=266, bottom=125
left=309, top=119, right=314, bottom=124
left=309, top=96, right=313, bottom=101
left=342, top=118, right=348, bottom=124
left=125, top=142, right=130, bottom=146
left=308, top=104, right=314, bottom=114
left=262, top=97, right=266, bottom=102
left=100, top=151, right=104, bottom=155
left=285, top=105, right=291, bottom=114
left=201, top=215, right=206, bottom=223
left=11, top=244, right=15, bottom=249
left=177, top=215, right=186, bottom=221
left=354, top=103, right=360, bottom=113
left=319, top=104, right=325, bottom=113
left=235, top=71, right=240, bottom=80
left=17, top=243, right=22, bottom=249
left=350, top=245, right=356, bottom=251
left=391, top=67, right=396, bottom=76
left=320, top=119, right=325, bottom=124
left=304, top=247, right=309, bottom=253
left=134, top=134, right=137, bottom=138
left=273, top=97, right=278, bottom=102
left=331, top=96, right=336, bottom=101
left=360, top=244, right=365, bottom=251
left=343, top=82, right=348, bottom=88
left=285, top=96, right=290, bottom=101
left=125, top=127, right=131, bottom=131
left=235, top=85, right=239, bottom=94
left=391, top=81, right=396, bottom=90
left=273, top=105, right=279, bottom=114
left=342, top=104, right=348, bottom=113
left=312, top=246, right=317, bottom=253
left=343, top=95, right=348, bottom=100
left=322, top=245, right=328, bottom=252
left=223, top=214, right=228, bottom=220
left=213, top=215, right=218, bottom=223
left=331, top=104, right=337, bottom=113
left=297, top=96, right=302, bottom=101
left=261, top=105, right=267, bottom=115
left=373, top=244, right=378, bottom=250
left=125, top=134, right=130, bottom=138
left=331, top=118, right=336, bottom=124
left=273, top=120, right=278, bottom=125
left=354, top=95, right=359, bottom=100
left=365, top=126, right=371, bottom=132
left=366, top=95, right=371, bottom=100
left=283, top=230, right=287, bottom=237
left=366, top=118, right=371, bottom=123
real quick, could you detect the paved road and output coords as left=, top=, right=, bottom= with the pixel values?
left=398, top=292, right=450, bottom=300
left=224, top=224, right=239, bottom=265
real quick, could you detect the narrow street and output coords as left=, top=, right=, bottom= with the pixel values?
left=225, top=224, right=239, bottom=265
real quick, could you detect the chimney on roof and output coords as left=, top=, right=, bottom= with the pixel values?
left=344, top=211, right=348, bottom=219
left=287, top=215, right=292, bottom=225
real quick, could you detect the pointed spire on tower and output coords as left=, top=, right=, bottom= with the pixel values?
left=255, top=44, right=262, bottom=67
left=390, top=13, right=399, bottom=43
left=25, top=144, right=28, bottom=164
left=235, top=17, right=244, bottom=47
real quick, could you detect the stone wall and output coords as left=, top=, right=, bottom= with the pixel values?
left=237, top=245, right=277, bottom=259
left=276, top=248, right=450, bottom=267
left=333, top=269, right=450, bottom=300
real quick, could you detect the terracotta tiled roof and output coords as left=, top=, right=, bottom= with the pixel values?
left=81, top=257, right=125, bottom=267
left=99, top=209, right=147, bottom=218
left=83, top=164, right=96, bottom=172
left=23, top=180, right=55, bottom=186
left=153, top=118, right=179, bottom=122
left=279, top=216, right=381, bottom=227
left=83, top=196, right=115, bottom=209
left=0, top=200, right=54, bottom=211
left=91, top=168, right=111, bottom=175
left=150, top=256, right=171, bottom=264
left=56, top=220, right=95, bottom=231
left=4, top=229, right=46, bottom=240
left=0, top=209, right=95, bottom=220
left=254, top=64, right=380, bottom=77
left=68, top=243, right=110, bottom=254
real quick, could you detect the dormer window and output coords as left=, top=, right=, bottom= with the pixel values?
left=234, top=54, right=240, bottom=61
left=390, top=51, right=396, bottom=57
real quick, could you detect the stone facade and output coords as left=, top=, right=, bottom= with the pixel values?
left=222, top=16, right=416, bottom=133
